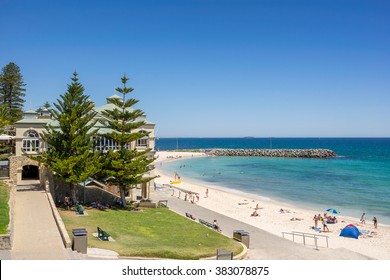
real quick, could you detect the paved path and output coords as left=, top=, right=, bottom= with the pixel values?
left=0, top=180, right=119, bottom=260
left=153, top=186, right=372, bottom=260
left=9, top=180, right=71, bottom=260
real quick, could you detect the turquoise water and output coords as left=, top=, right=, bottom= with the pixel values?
left=157, top=138, right=390, bottom=225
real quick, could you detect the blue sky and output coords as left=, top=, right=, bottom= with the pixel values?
left=1, top=0, right=389, bottom=137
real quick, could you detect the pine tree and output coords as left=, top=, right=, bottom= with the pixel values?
left=31, top=72, right=101, bottom=202
left=36, top=101, right=51, bottom=115
left=99, top=75, right=155, bottom=207
left=0, top=62, right=26, bottom=123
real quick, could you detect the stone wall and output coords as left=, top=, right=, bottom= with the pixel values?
left=207, top=149, right=337, bottom=158
left=9, top=156, right=46, bottom=184
left=0, top=180, right=15, bottom=250
left=50, top=179, right=122, bottom=206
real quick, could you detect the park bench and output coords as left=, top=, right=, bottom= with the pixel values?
left=185, top=212, right=196, bottom=220
left=158, top=200, right=168, bottom=208
left=199, top=219, right=215, bottom=229
left=97, top=227, right=110, bottom=241
left=75, top=203, right=84, bottom=215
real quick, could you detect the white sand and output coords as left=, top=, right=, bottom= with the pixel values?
left=153, top=151, right=390, bottom=260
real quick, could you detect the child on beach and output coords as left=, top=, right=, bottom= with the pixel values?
left=373, top=217, right=378, bottom=229
left=360, top=213, right=366, bottom=224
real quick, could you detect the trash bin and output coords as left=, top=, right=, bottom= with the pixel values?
left=72, top=228, right=88, bottom=254
left=240, top=231, right=250, bottom=249
left=233, top=230, right=245, bottom=241
left=233, top=230, right=250, bottom=248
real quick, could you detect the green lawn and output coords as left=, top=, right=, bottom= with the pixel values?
left=59, top=207, right=242, bottom=259
left=0, top=181, right=10, bottom=234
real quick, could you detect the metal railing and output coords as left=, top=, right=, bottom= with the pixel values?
left=282, top=231, right=329, bottom=250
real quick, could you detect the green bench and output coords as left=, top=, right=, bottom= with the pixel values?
left=75, top=203, right=84, bottom=215
left=199, top=219, right=214, bottom=229
left=186, top=212, right=196, bottom=220
left=97, top=227, right=110, bottom=241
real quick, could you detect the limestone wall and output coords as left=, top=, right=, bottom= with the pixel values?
left=0, top=180, right=15, bottom=250
left=9, top=156, right=44, bottom=184
left=50, top=179, right=121, bottom=206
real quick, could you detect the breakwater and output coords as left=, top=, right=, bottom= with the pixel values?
left=206, top=149, right=337, bottom=158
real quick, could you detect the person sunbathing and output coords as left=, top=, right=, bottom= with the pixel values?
left=327, top=216, right=337, bottom=223
left=251, top=210, right=259, bottom=217
left=290, top=217, right=303, bottom=221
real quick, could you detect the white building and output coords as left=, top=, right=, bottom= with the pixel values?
left=9, top=95, right=156, bottom=203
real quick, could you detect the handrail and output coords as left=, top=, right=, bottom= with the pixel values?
left=282, top=231, right=329, bottom=250
left=292, top=231, right=329, bottom=248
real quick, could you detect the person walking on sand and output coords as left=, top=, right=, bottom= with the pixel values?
left=373, top=217, right=378, bottom=229
left=313, top=214, right=319, bottom=228
left=322, top=217, right=329, bottom=232
left=205, top=188, right=208, bottom=198
left=360, top=213, right=366, bottom=224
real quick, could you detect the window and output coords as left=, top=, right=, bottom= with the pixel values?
left=22, top=130, right=40, bottom=153
left=93, top=136, right=128, bottom=151
left=136, top=138, right=148, bottom=147
left=136, top=130, right=149, bottom=147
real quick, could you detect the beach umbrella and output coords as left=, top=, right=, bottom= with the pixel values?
left=326, top=208, right=340, bottom=214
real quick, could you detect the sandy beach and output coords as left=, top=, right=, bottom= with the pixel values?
left=153, top=151, right=390, bottom=260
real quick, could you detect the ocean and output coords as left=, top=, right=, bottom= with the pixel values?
left=156, top=138, right=390, bottom=225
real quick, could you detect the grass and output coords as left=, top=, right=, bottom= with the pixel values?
left=59, top=207, right=242, bottom=259
left=0, top=181, right=10, bottom=234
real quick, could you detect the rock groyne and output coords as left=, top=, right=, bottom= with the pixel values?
left=206, top=149, right=336, bottom=158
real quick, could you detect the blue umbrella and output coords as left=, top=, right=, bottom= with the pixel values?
left=326, top=208, right=340, bottom=214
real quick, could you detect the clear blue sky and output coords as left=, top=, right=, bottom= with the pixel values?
left=1, top=0, right=389, bottom=137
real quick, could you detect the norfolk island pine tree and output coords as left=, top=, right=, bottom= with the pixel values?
left=29, top=72, right=102, bottom=203
left=98, top=75, right=155, bottom=207
left=0, top=62, right=26, bottom=123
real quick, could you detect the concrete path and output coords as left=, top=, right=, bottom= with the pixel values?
left=0, top=180, right=118, bottom=260
left=9, top=180, right=70, bottom=260
left=153, top=186, right=372, bottom=260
